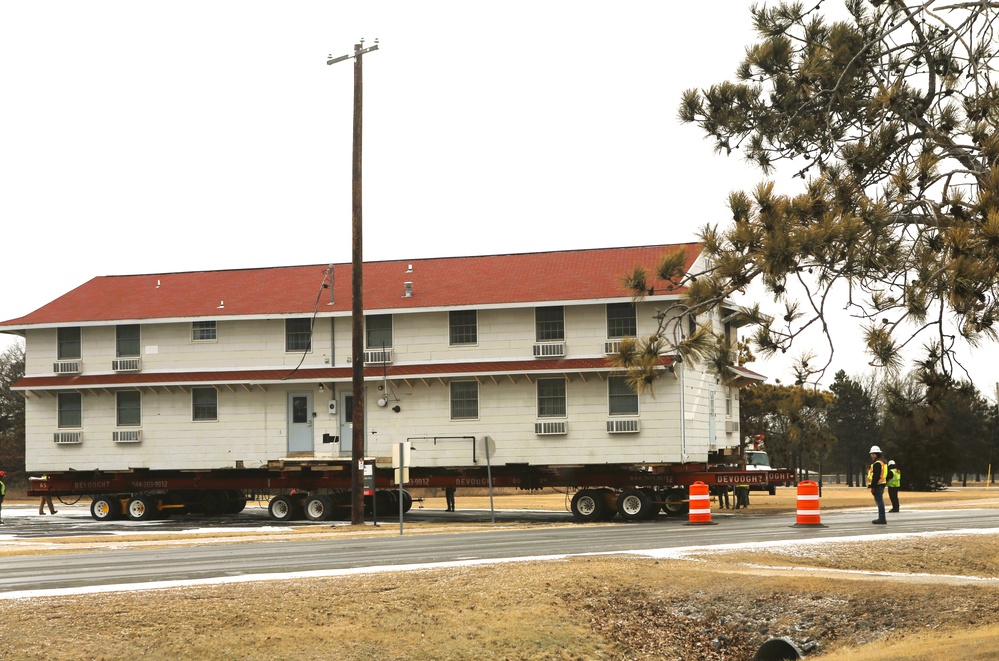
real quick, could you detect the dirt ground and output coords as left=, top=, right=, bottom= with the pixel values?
left=1, top=485, right=998, bottom=660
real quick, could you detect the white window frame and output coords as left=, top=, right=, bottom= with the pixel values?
left=449, top=381, right=479, bottom=420
left=365, top=314, right=393, bottom=350
left=58, top=392, right=83, bottom=428
left=606, top=303, right=637, bottom=339
left=449, top=310, right=477, bottom=346
left=286, top=318, right=313, bottom=352
left=537, top=377, right=567, bottom=418
left=608, top=375, right=639, bottom=416
left=192, top=320, right=218, bottom=342
left=192, top=387, right=218, bottom=422
left=116, top=390, right=142, bottom=427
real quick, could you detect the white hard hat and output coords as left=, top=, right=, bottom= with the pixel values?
left=869, top=445, right=882, bottom=454
left=888, top=460, right=895, bottom=466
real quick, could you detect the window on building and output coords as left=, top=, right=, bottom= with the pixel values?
left=606, top=303, right=636, bottom=338
left=449, top=310, right=477, bottom=346
left=726, top=389, right=733, bottom=417
left=57, top=392, right=82, bottom=428
left=608, top=375, right=639, bottom=415
left=192, top=387, right=218, bottom=421
left=535, top=306, right=565, bottom=342
left=537, top=377, right=567, bottom=417
left=116, top=390, right=141, bottom=427
left=285, top=318, right=312, bottom=352
left=192, top=320, right=217, bottom=342
left=116, top=324, right=140, bottom=357
left=57, top=327, right=81, bottom=360
left=365, top=314, right=393, bottom=349
left=450, top=381, right=479, bottom=420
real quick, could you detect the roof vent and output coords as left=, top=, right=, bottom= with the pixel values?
left=403, top=281, right=413, bottom=298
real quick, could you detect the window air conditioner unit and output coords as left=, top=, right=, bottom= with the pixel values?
left=532, top=342, right=565, bottom=358
left=363, top=349, right=393, bottom=364
left=112, top=358, right=142, bottom=372
left=606, top=419, right=640, bottom=434
left=725, top=419, right=740, bottom=434
left=53, top=360, right=82, bottom=374
left=53, top=431, right=82, bottom=444
left=113, top=430, right=142, bottom=443
left=534, top=421, right=567, bottom=435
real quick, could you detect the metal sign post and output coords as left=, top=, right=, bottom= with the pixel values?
left=392, top=442, right=410, bottom=534
left=483, top=435, right=496, bottom=523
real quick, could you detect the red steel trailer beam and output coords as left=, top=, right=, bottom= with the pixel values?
left=27, top=465, right=795, bottom=498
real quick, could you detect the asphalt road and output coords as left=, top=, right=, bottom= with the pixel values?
left=2, top=504, right=997, bottom=596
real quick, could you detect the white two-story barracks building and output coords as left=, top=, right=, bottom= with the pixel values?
left=2, top=243, right=761, bottom=476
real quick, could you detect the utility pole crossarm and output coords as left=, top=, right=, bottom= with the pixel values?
left=327, top=41, right=379, bottom=65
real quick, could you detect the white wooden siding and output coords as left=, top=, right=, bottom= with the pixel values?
left=21, top=296, right=745, bottom=472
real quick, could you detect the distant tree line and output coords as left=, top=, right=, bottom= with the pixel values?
left=741, top=368, right=998, bottom=491
left=0, top=342, right=25, bottom=486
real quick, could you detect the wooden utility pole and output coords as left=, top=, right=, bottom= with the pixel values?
left=328, top=39, right=378, bottom=525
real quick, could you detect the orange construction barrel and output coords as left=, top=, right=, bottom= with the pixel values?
left=685, top=481, right=717, bottom=526
left=792, top=480, right=826, bottom=527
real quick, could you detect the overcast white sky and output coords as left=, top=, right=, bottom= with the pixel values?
left=1, top=1, right=996, bottom=392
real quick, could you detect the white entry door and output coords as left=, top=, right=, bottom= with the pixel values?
left=287, top=392, right=314, bottom=453
left=337, top=392, right=354, bottom=457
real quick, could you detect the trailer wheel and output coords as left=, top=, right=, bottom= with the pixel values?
left=374, top=490, right=397, bottom=514
left=304, top=495, right=333, bottom=521
left=201, top=490, right=228, bottom=516
left=330, top=491, right=351, bottom=520
left=226, top=490, right=248, bottom=514
left=596, top=488, right=617, bottom=520
left=617, top=488, right=655, bottom=521
left=400, top=490, right=413, bottom=513
left=126, top=495, right=158, bottom=521
left=570, top=490, right=606, bottom=522
left=268, top=495, right=298, bottom=522
left=91, top=495, right=121, bottom=521
left=661, top=490, right=689, bottom=516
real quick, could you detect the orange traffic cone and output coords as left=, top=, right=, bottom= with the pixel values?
left=686, top=481, right=717, bottom=525
left=792, top=480, right=827, bottom=527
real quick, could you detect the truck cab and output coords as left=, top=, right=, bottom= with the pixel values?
left=744, top=451, right=772, bottom=470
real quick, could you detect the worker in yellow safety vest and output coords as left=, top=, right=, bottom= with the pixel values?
left=734, top=482, right=750, bottom=509
left=867, top=446, right=889, bottom=524
left=887, top=460, right=901, bottom=513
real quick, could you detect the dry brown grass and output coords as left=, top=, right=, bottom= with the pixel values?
left=0, top=485, right=997, bottom=660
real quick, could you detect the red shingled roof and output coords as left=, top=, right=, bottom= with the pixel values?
left=0, top=243, right=700, bottom=328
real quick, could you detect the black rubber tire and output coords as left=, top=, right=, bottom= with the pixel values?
left=268, top=495, right=297, bottom=521
left=226, top=490, right=248, bottom=514
left=91, top=495, right=121, bottom=521
left=400, top=490, right=413, bottom=513
left=661, top=489, right=689, bottom=516
left=329, top=492, right=352, bottom=520
left=570, top=490, right=607, bottom=522
left=126, top=495, right=158, bottom=521
left=200, top=490, right=228, bottom=516
left=304, top=495, right=333, bottom=521
left=617, top=488, right=654, bottom=521
left=596, top=488, right=617, bottom=520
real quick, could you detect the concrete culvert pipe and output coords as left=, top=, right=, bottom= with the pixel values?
left=753, top=637, right=804, bottom=661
